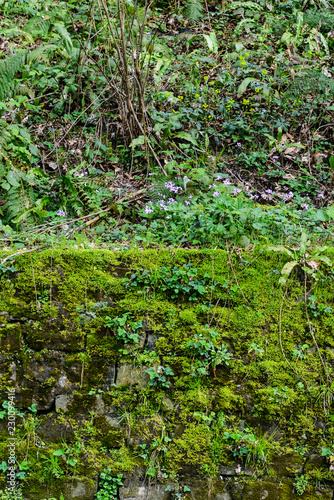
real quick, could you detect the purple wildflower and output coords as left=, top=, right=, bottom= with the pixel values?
left=145, top=205, right=153, bottom=214
left=216, top=175, right=222, bottom=180
left=166, top=216, right=171, bottom=219
left=188, top=195, right=193, bottom=199
left=301, top=203, right=309, bottom=210
left=57, top=209, right=66, bottom=217
left=185, top=200, right=191, bottom=205
left=233, top=188, right=242, bottom=195
left=213, top=191, right=221, bottom=197
left=223, top=179, right=231, bottom=186
left=209, top=184, right=217, bottom=189
left=318, top=192, right=325, bottom=199
left=283, top=191, right=294, bottom=202
left=167, top=198, right=176, bottom=204
left=236, top=142, right=242, bottom=147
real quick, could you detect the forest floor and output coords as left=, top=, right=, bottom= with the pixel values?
left=0, top=0, right=334, bottom=257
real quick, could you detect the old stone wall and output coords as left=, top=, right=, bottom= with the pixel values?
left=0, top=249, right=334, bottom=499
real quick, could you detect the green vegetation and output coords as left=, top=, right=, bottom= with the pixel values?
left=0, top=248, right=333, bottom=497
left=0, top=0, right=334, bottom=250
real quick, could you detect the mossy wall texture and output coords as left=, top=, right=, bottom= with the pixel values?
left=1, top=248, right=334, bottom=499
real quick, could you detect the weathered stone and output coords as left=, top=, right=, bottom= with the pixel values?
left=116, top=363, right=150, bottom=389
left=55, top=394, right=73, bottom=412
left=269, top=452, right=304, bottom=477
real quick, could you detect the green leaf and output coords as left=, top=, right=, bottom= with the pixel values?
left=53, top=449, right=65, bottom=456
left=281, top=260, right=298, bottom=276
left=175, top=132, right=198, bottom=146
left=29, top=144, right=39, bottom=156
left=267, top=245, right=294, bottom=258
left=1, top=182, right=11, bottom=191
left=326, top=205, right=334, bottom=219
left=129, top=135, right=146, bottom=148
left=7, top=171, right=20, bottom=187
left=329, top=156, right=334, bottom=170
left=317, top=256, right=332, bottom=267
left=203, top=32, right=218, bottom=54
left=237, top=77, right=258, bottom=95
left=300, top=232, right=308, bottom=255
left=314, top=209, right=329, bottom=222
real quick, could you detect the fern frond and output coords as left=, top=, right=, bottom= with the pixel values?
left=4, top=185, right=36, bottom=226
left=27, top=44, right=58, bottom=64
left=184, top=0, right=203, bottom=20
left=285, top=70, right=334, bottom=99
left=2, top=28, right=34, bottom=43
left=24, top=16, right=54, bottom=36
left=148, top=179, right=176, bottom=204
left=53, top=23, right=73, bottom=57
left=226, top=1, right=263, bottom=11
left=304, top=8, right=334, bottom=33
left=0, top=51, right=27, bottom=102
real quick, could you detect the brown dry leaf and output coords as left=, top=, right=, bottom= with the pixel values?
left=284, top=146, right=298, bottom=155
left=307, top=260, right=319, bottom=270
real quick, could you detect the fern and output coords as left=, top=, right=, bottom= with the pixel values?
left=285, top=70, right=334, bottom=99
left=184, top=0, right=203, bottom=20
left=304, top=8, right=334, bottom=33
left=0, top=51, right=27, bottom=102
left=226, top=1, right=263, bottom=11
left=3, top=185, right=36, bottom=226
left=148, top=179, right=176, bottom=204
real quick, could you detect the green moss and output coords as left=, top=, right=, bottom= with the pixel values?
left=1, top=248, right=334, bottom=497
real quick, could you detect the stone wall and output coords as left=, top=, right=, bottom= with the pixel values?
left=0, top=248, right=334, bottom=499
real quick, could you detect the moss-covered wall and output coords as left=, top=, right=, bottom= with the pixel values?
left=0, top=248, right=334, bottom=499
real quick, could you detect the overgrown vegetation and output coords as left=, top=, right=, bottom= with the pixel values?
left=0, top=248, right=334, bottom=498
left=0, top=0, right=334, bottom=250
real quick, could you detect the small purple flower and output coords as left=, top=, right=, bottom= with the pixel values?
left=148, top=172, right=154, bottom=176
left=57, top=209, right=66, bottom=217
left=233, top=188, right=242, bottom=195
left=213, top=191, right=221, bottom=197
left=272, top=156, right=279, bottom=162
left=223, top=179, right=231, bottom=186
left=283, top=191, right=294, bottom=202
left=318, top=192, right=325, bottom=199
left=159, top=201, right=168, bottom=210
left=188, top=195, right=193, bottom=199
left=145, top=205, right=153, bottom=214
left=185, top=200, right=191, bottom=205
left=245, top=185, right=251, bottom=192
left=216, top=175, right=222, bottom=180
left=249, top=194, right=259, bottom=200
left=209, top=184, right=216, bottom=189
left=236, top=142, right=242, bottom=147
left=167, top=198, right=176, bottom=204
left=166, top=216, right=171, bottom=219
left=301, top=203, right=309, bottom=210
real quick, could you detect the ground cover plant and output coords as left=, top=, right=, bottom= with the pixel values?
left=0, top=0, right=333, bottom=250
